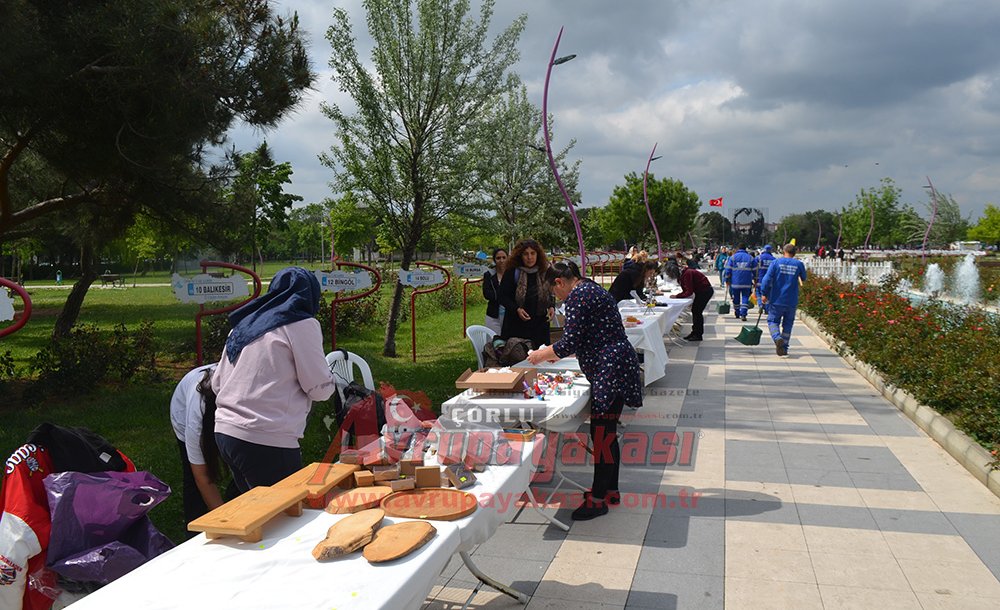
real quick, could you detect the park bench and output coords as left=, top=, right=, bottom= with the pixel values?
left=100, top=273, right=126, bottom=288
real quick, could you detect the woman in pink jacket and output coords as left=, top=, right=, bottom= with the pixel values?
left=212, top=267, right=336, bottom=494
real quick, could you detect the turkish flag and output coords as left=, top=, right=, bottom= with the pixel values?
left=709, top=197, right=723, bottom=207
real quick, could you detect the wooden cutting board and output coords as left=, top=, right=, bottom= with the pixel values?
left=380, top=488, right=478, bottom=521
left=363, top=521, right=436, bottom=563
left=325, top=486, right=393, bottom=514
left=312, top=508, right=384, bottom=561
left=188, top=486, right=308, bottom=542
left=274, top=462, right=360, bottom=509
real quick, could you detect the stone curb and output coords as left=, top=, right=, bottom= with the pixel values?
left=797, top=310, right=1000, bottom=499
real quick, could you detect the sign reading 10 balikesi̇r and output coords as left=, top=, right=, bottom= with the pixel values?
left=172, top=273, right=250, bottom=304
left=314, top=270, right=373, bottom=293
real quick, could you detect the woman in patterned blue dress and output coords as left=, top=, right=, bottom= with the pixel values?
left=528, top=261, right=642, bottom=520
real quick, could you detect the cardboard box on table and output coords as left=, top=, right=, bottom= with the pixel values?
left=455, top=367, right=536, bottom=392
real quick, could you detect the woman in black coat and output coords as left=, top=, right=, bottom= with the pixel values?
left=482, top=248, right=508, bottom=335
left=498, top=239, right=553, bottom=349
left=609, top=261, right=658, bottom=303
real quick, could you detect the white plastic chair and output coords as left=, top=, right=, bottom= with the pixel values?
left=465, top=325, right=497, bottom=369
left=325, top=350, right=375, bottom=403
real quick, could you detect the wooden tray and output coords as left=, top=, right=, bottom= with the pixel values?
left=273, top=462, right=360, bottom=509
left=325, top=486, right=393, bottom=514
left=188, top=486, right=307, bottom=542
left=380, top=488, right=478, bottom=521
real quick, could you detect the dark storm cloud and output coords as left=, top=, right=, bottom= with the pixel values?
left=228, top=0, right=1000, bottom=222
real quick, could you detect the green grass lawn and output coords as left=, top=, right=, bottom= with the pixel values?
left=1, top=276, right=484, bottom=544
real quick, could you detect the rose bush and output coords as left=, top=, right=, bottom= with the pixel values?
left=800, top=276, right=1000, bottom=449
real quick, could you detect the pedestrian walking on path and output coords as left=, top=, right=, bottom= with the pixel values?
left=724, top=244, right=757, bottom=321
left=759, top=243, right=807, bottom=356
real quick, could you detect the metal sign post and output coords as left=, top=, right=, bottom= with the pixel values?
left=400, top=262, right=451, bottom=362
left=317, top=262, right=381, bottom=350
left=0, top=278, right=31, bottom=338
left=454, top=263, right=488, bottom=337
left=172, top=261, right=261, bottom=365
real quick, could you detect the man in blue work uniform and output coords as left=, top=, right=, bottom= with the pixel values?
left=760, top=243, right=808, bottom=356
left=754, top=245, right=776, bottom=313
left=724, top=244, right=757, bottom=321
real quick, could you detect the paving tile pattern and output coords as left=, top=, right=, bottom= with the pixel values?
left=424, top=298, right=1000, bottom=609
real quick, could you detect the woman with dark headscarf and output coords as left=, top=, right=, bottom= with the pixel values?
left=498, top=239, right=554, bottom=349
left=212, top=267, right=336, bottom=494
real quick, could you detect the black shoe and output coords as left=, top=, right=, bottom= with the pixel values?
left=572, top=499, right=609, bottom=521
left=683, top=334, right=703, bottom=341
left=741, top=315, right=747, bottom=321
left=775, top=338, right=787, bottom=356
left=585, top=490, right=620, bottom=506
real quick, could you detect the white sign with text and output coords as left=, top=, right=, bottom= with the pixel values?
left=399, top=269, right=445, bottom=287
left=453, top=264, right=488, bottom=279
left=0, top=290, right=15, bottom=322
left=314, top=270, right=373, bottom=293
left=171, top=273, right=250, bottom=304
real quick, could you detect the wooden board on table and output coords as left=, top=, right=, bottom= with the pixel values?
left=273, top=462, right=360, bottom=508
left=380, top=488, right=478, bottom=521
left=188, top=486, right=308, bottom=542
left=363, top=521, right=436, bottom=563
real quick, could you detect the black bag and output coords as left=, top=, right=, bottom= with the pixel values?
left=336, top=382, right=386, bottom=449
left=482, top=337, right=532, bottom=367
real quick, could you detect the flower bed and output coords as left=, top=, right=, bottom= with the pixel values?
left=800, top=276, right=1000, bottom=450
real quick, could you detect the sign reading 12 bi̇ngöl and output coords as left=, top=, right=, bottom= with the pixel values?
left=171, top=273, right=250, bottom=304
left=399, top=269, right=444, bottom=287
left=314, top=270, right=373, bottom=293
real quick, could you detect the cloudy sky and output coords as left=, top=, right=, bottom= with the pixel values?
left=232, top=0, right=1000, bottom=223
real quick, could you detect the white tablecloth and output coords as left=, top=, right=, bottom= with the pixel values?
left=68, top=441, right=540, bottom=610
left=620, top=309, right=669, bottom=385
left=444, top=440, right=537, bottom=548
left=67, top=512, right=461, bottom=610
left=442, top=382, right=591, bottom=433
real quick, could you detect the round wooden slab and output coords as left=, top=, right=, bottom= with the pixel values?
left=312, top=508, right=384, bottom=561
left=363, top=521, right=436, bottom=563
left=379, top=488, right=478, bottom=521
left=325, top=486, right=393, bottom=514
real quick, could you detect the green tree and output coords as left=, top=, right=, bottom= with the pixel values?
left=328, top=194, right=377, bottom=260
left=969, top=204, right=1000, bottom=247
left=0, top=0, right=312, bottom=334
left=696, top=211, right=733, bottom=246
left=902, top=191, right=971, bottom=247
left=840, top=178, right=904, bottom=248
left=473, top=85, right=579, bottom=249
left=598, top=173, right=701, bottom=256
left=322, top=0, right=525, bottom=356
left=775, top=210, right=838, bottom=251
left=227, top=142, right=301, bottom=270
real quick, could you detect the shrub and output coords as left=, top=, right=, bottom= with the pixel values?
left=28, top=321, right=160, bottom=397
left=800, top=277, right=1000, bottom=447
left=0, top=350, right=15, bottom=389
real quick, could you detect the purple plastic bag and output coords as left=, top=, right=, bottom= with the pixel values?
left=43, top=470, right=174, bottom=584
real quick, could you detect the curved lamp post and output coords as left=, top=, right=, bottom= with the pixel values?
left=835, top=214, right=843, bottom=251
left=921, top=176, right=940, bottom=262
left=542, top=27, right=586, bottom=273
left=864, top=196, right=875, bottom=250
left=642, top=143, right=664, bottom=260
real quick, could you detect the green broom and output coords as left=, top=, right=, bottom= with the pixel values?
left=735, top=306, right=764, bottom=346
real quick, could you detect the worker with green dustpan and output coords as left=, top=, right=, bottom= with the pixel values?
left=759, top=243, right=807, bottom=356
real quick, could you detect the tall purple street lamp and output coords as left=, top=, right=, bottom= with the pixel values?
left=643, top=143, right=664, bottom=260
left=922, top=176, right=940, bottom=262
left=542, top=27, right=586, bottom=273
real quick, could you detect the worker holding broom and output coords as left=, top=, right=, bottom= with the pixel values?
left=759, top=243, right=808, bottom=356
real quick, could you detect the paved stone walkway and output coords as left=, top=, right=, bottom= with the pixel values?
left=424, top=300, right=1000, bottom=609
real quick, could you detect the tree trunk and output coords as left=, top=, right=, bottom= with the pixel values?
left=53, top=243, right=97, bottom=338
left=382, top=246, right=415, bottom=357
